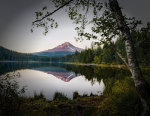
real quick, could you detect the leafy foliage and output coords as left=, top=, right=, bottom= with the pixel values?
left=0, top=72, right=25, bottom=116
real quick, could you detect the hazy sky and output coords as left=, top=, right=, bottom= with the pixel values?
left=0, top=0, right=150, bottom=53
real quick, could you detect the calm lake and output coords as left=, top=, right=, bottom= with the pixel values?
left=0, top=62, right=149, bottom=100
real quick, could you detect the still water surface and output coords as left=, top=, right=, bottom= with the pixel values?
left=0, top=62, right=107, bottom=100
left=2, top=62, right=149, bottom=100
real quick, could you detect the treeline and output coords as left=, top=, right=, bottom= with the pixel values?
left=62, top=25, right=150, bottom=66
left=61, top=43, right=123, bottom=64
left=0, top=46, right=50, bottom=61
left=0, top=46, right=69, bottom=62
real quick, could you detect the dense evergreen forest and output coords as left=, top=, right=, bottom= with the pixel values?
left=0, top=46, right=50, bottom=61
left=0, top=46, right=67, bottom=62
left=63, top=26, right=150, bottom=66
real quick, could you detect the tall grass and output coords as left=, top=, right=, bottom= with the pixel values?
left=53, top=92, right=68, bottom=101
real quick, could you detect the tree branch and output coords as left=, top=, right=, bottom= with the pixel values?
left=110, top=42, right=132, bottom=73
left=85, top=0, right=90, bottom=14
left=82, top=0, right=90, bottom=29
left=32, top=0, right=74, bottom=24
left=115, top=47, right=132, bottom=73
left=116, top=51, right=128, bottom=67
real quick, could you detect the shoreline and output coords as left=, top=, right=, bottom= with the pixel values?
left=0, top=60, right=40, bottom=62
left=65, top=62, right=127, bottom=68
left=0, top=61, right=150, bottom=69
left=65, top=62, right=150, bottom=69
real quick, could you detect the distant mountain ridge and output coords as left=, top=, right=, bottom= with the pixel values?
left=33, top=42, right=83, bottom=57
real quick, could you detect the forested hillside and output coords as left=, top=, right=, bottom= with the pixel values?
left=64, top=26, right=150, bottom=66
left=0, top=46, right=50, bottom=61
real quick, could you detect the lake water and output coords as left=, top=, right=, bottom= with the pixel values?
left=1, top=62, right=149, bottom=100
left=0, top=62, right=105, bottom=100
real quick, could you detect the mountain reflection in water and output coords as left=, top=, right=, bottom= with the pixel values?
left=0, top=62, right=105, bottom=100
left=35, top=67, right=77, bottom=82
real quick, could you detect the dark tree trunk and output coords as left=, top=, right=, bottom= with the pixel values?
left=109, top=0, right=150, bottom=115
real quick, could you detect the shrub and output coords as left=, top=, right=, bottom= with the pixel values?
left=53, top=92, right=68, bottom=101
left=73, top=91, right=80, bottom=99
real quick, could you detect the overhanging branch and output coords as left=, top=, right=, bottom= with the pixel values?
left=32, top=0, right=74, bottom=24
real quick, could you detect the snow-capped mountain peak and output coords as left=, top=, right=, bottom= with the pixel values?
left=45, top=42, right=83, bottom=52
left=33, top=42, right=83, bottom=57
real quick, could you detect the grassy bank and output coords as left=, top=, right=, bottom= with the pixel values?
left=14, top=94, right=104, bottom=116
left=65, top=62, right=127, bottom=69
left=65, top=62, right=150, bottom=69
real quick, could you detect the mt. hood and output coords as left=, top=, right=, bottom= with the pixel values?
left=45, top=42, right=82, bottom=52
left=33, top=42, right=83, bottom=57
